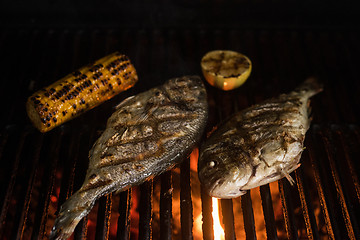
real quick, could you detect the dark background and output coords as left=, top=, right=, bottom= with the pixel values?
left=0, top=0, right=359, bottom=29
left=0, top=0, right=359, bottom=129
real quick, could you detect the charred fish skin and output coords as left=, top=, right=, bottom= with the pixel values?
left=198, top=78, right=322, bottom=199
left=50, top=76, right=208, bottom=240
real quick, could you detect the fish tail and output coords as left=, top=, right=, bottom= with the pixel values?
left=295, top=77, right=323, bottom=98
left=49, top=190, right=95, bottom=240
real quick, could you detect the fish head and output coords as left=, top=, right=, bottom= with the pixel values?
left=198, top=148, right=253, bottom=199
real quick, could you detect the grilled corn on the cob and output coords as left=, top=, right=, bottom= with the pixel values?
left=26, top=52, right=138, bottom=132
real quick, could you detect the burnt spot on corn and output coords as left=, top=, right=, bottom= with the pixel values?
left=101, top=89, right=109, bottom=96
left=93, top=73, right=102, bottom=81
left=123, top=72, right=132, bottom=80
left=89, top=64, right=104, bottom=73
left=73, top=71, right=82, bottom=77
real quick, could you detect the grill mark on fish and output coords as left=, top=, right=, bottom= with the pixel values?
left=241, top=103, right=301, bottom=123
left=100, top=152, right=114, bottom=159
left=80, top=178, right=112, bottom=192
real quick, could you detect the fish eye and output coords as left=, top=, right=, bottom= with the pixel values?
left=207, top=161, right=216, bottom=168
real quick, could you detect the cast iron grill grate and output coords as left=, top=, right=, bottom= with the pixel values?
left=0, top=28, right=359, bottom=240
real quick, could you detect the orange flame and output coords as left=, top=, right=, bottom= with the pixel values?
left=212, top=197, right=225, bottom=240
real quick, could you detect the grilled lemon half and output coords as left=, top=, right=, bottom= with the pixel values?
left=201, top=50, right=252, bottom=91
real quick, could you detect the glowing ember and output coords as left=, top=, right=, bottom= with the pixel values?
left=212, top=198, right=225, bottom=240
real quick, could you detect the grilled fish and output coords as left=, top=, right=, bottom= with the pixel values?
left=198, top=78, right=322, bottom=199
left=50, top=76, right=208, bottom=239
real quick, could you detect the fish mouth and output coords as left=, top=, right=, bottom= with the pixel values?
left=207, top=176, right=248, bottom=199
left=202, top=164, right=253, bottom=199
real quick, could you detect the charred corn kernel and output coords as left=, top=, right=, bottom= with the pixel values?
left=26, top=52, right=138, bottom=133
left=201, top=50, right=252, bottom=91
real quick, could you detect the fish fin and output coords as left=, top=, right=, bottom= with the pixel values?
left=295, top=77, right=323, bottom=98
left=280, top=163, right=301, bottom=186
left=50, top=191, right=95, bottom=240
left=114, top=95, right=135, bottom=109
left=281, top=169, right=295, bottom=185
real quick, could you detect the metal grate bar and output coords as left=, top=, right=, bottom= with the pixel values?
left=37, top=130, right=66, bottom=239
left=221, top=199, right=236, bottom=240
left=0, top=128, right=28, bottom=239
left=241, top=191, right=256, bottom=240
left=95, top=193, right=112, bottom=240
left=294, top=167, right=320, bottom=240
left=345, top=125, right=360, bottom=203
left=138, top=180, right=153, bottom=240
left=160, top=171, right=172, bottom=240
left=74, top=217, right=88, bottom=240
left=260, top=184, right=278, bottom=240
left=180, top=158, right=194, bottom=240
left=309, top=126, right=339, bottom=239
left=201, top=186, right=214, bottom=240
left=16, top=132, right=44, bottom=239
left=278, top=179, right=299, bottom=240
left=117, top=189, right=132, bottom=240
left=12, top=130, right=40, bottom=239
left=321, top=127, right=359, bottom=239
